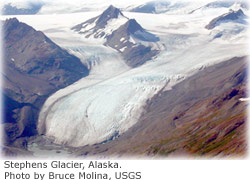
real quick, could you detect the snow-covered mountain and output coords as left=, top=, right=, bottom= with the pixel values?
left=189, top=0, right=248, bottom=14
left=127, top=0, right=242, bottom=15
left=72, top=5, right=160, bottom=67
left=205, top=9, right=247, bottom=29
left=72, top=5, right=128, bottom=39
left=204, top=0, right=247, bottom=9
left=128, top=1, right=189, bottom=14
left=1, top=2, right=44, bottom=15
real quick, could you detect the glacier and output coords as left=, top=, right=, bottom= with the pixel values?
left=1, top=3, right=248, bottom=147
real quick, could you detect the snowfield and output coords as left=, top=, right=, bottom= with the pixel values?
left=1, top=2, right=248, bottom=147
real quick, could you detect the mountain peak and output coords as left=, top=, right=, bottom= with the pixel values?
left=3, top=17, right=36, bottom=41
left=4, top=17, right=19, bottom=26
left=106, top=5, right=118, bottom=12
left=5, top=17, right=19, bottom=23
left=228, top=8, right=246, bottom=19
left=96, top=5, right=124, bottom=25
left=233, top=8, right=245, bottom=16
left=72, top=5, right=127, bottom=38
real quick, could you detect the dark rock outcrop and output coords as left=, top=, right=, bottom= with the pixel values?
left=1, top=18, right=89, bottom=152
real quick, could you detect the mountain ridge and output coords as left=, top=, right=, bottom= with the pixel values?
left=2, top=18, right=89, bottom=152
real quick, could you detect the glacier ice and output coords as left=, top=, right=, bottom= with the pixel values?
left=5, top=9, right=247, bottom=147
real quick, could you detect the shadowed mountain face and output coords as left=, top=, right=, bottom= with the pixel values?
left=205, top=9, right=247, bottom=29
left=74, top=56, right=247, bottom=157
left=72, top=5, right=160, bottom=67
left=2, top=18, right=89, bottom=148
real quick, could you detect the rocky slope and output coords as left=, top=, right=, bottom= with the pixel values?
left=1, top=18, right=89, bottom=155
left=72, top=5, right=160, bottom=67
left=73, top=56, right=247, bottom=157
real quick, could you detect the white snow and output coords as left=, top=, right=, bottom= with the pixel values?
left=229, top=2, right=244, bottom=12
left=120, top=37, right=125, bottom=42
left=99, top=14, right=128, bottom=37
left=1, top=3, right=248, bottom=147
left=129, top=36, right=136, bottom=44
left=239, top=98, right=250, bottom=102
left=119, top=46, right=127, bottom=52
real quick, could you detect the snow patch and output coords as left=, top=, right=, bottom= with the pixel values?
left=129, top=36, right=136, bottom=44
left=119, top=46, right=127, bottom=52
left=239, top=98, right=250, bottom=102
